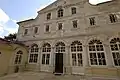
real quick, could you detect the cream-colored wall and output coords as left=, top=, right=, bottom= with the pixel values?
left=0, top=44, right=12, bottom=76
left=0, top=43, right=28, bottom=76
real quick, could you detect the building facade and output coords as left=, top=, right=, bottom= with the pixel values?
left=17, top=0, right=120, bottom=79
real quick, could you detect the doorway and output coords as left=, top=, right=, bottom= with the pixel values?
left=55, top=53, right=63, bottom=73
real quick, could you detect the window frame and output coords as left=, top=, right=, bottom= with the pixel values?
left=34, top=27, right=38, bottom=34
left=47, top=13, right=51, bottom=20
left=72, top=20, right=78, bottom=28
left=109, top=14, right=117, bottom=23
left=110, top=38, right=120, bottom=67
left=29, top=44, right=39, bottom=64
left=14, top=51, right=23, bottom=65
left=58, top=23, right=63, bottom=30
left=88, top=40, right=107, bottom=67
left=71, top=7, right=77, bottom=15
left=42, top=43, right=51, bottom=65
left=24, top=29, right=28, bottom=35
left=45, top=25, right=50, bottom=32
left=71, top=41, right=83, bottom=67
left=58, top=8, right=64, bottom=18
left=89, top=17, right=96, bottom=26
left=55, top=42, right=65, bottom=53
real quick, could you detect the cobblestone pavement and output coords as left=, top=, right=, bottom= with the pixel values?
left=0, top=72, right=86, bottom=80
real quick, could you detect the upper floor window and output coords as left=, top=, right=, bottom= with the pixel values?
left=58, top=8, right=63, bottom=18
left=109, top=14, right=117, bottom=23
left=34, top=27, right=38, bottom=34
left=47, top=13, right=51, bottom=20
left=46, top=25, right=50, bottom=32
left=72, top=20, right=78, bottom=28
left=24, top=29, right=28, bottom=35
left=89, top=17, right=95, bottom=26
left=71, top=7, right=76, bottom=14
left=58, top=23, right=63, bottom=30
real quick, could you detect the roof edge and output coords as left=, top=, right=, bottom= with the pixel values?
left=17, top=19, right=34, bottom=24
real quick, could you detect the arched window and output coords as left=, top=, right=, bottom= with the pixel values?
left=29, top=44, right=39, bottom=63
left=89, top=39, right=106, bottom=65
left=110, top=38, right=120, bottom=66
left=58, top=8, right=64, bottom=18
left=55, top=42, right=65, bottom=53
left=15, top=50, right=23, bottom=64
left=42, top=43, right=51, bottom=65
left=71, top=41, right=83, bottom=66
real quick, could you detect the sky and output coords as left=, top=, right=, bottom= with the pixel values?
left=0, top=0, right=112, bottom=38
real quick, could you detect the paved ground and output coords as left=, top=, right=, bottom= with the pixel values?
left=0, top=72, right=86, bottom=80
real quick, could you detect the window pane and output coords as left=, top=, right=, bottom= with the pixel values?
left=72, top=54, right=77, bottom=66
left=90, top=53, right=97, bottom=65
left=42, top=54, right=45, bottom=64
left=77, top=53, right=83, bottom=66
left=34, top=54, right=38, bottom=63
left=46, top=54, right=50, bottom=65
left=89, top=45, right=95, bottom=51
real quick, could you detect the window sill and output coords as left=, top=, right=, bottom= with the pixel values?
left=85, top=25, right=99, bottom=30
left=71, top=28, right=80, bottom=31
left=22, top=34, right=29, bottom=37
left=107, top=21, right=120, bottom=25
left=28, top=63, right=37, bottom=64
left=89, top=65, right=108, bottom=68
left=44, top=32, right=51, bottom=34
left=34, top=33, right=39, bottom=35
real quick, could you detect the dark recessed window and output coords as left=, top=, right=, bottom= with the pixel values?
left=34, top=27, right=38, bottom=34
left=0, top=52, right=1, bottom=54
left=58, top=23, right=63, bottom=30
left=24, top=29, right=28, bottom=35
left=73, top=20, right=78, bottom=28
left=58, top=8, right=63, bottom=18
left=14, top=51, right=23, bottom=64
left=109, top=14, right=117, bottom=23
left=89, top=17, right=96, bottom=26
left=46, top=25, right=49, bottom=32
left=71, top=7, right=76, bottom=14
left=47, top=13, right=51, bottom=20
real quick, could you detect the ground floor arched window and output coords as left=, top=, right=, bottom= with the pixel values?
left=14, top=50, right=23, bottom=64
left=29, top=44, right=39, bottom=63
left=71, top=41, right=83, bottom=66
left=42, top=43, right=51, bottom=65
left=110, top=38, right=120, bottom=66
left=89, top=39, right=106, bottom=65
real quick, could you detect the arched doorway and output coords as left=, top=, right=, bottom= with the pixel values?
left=55, top=42, right=65, bottom=73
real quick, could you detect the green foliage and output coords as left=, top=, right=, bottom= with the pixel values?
left=4, top=33, right=17, bottom=41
